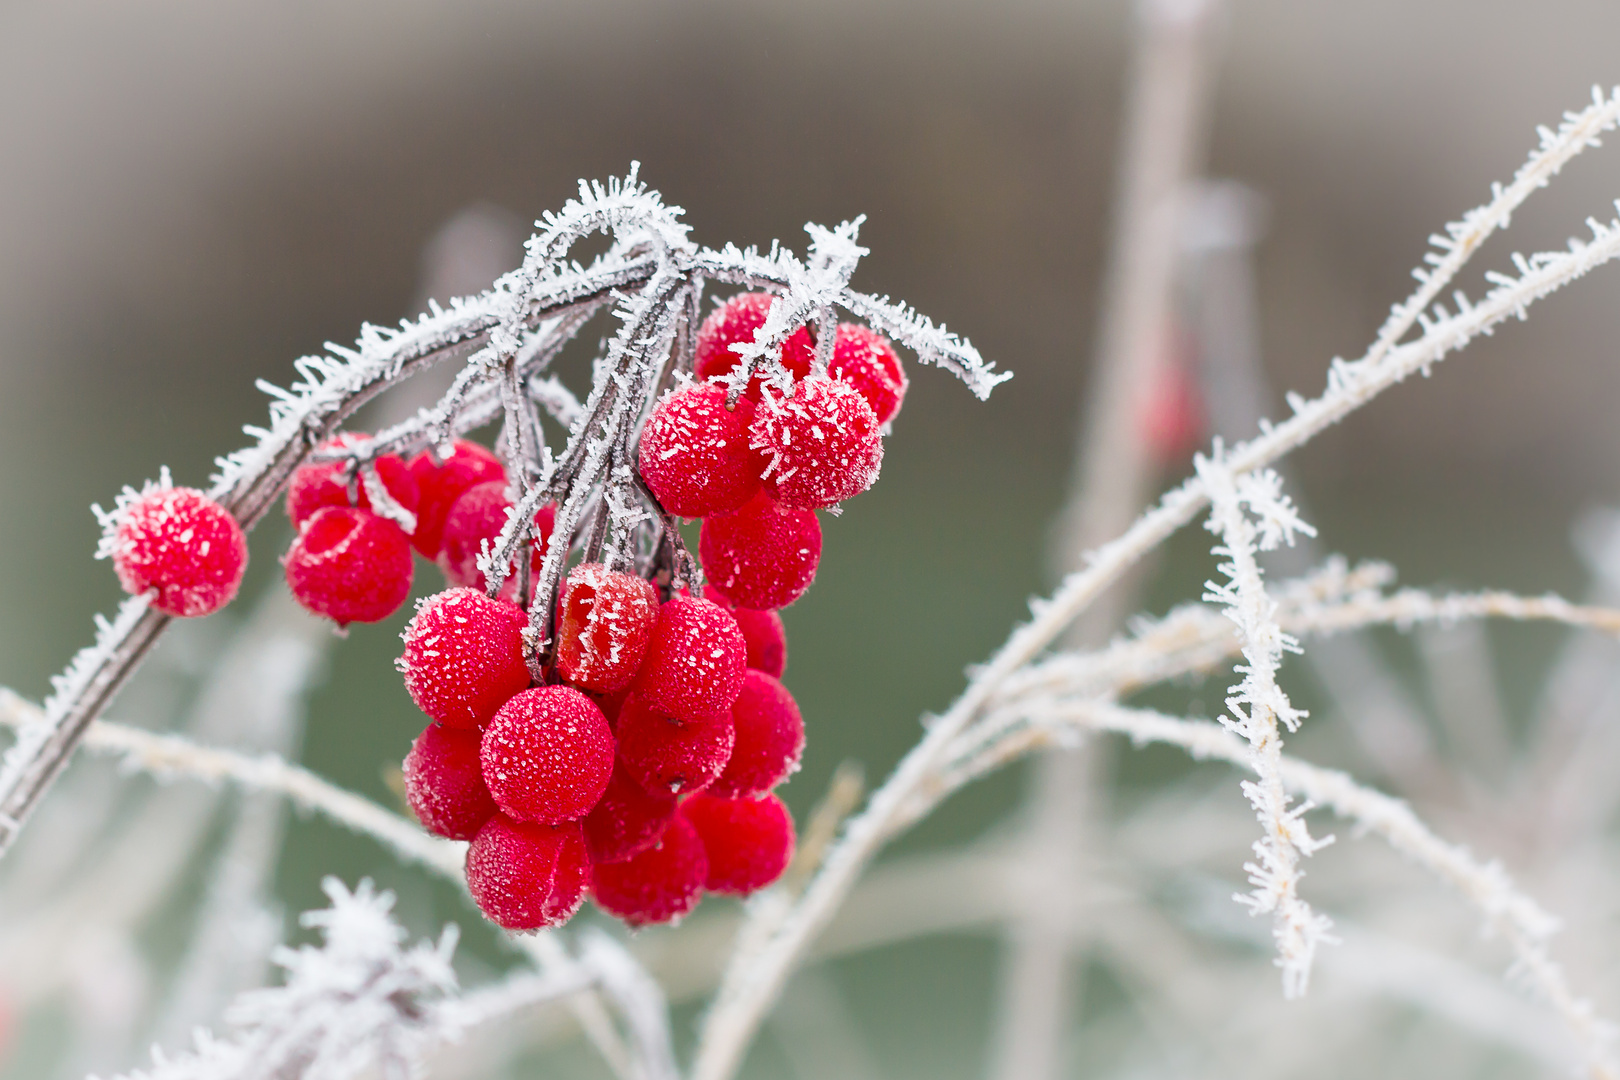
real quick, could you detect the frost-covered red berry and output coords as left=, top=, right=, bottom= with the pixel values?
left=556, top=563, right=660, bottom=693
left=708, top=671, right=803, bottom=798
left=694, top=292, right=816, bottom=401
left=408, top=440, right=506, bottom=558
left=616, top=693, right=735, bottom=796
left=829, top=323, right=908, bottom=425
left=481, top=686, right=614, bottom=824
left=285, top=434, right=419, bottom=532
left=399, top=587, right=532, bottom=730
left=582, top=762, right=677, bottom=864
left=403, top=722, right=498, bottom=840
left=633, top=594, right=748, bottom=723
left=637, top=383, right=767, bottom=517
left=705, top=588, right=787, bottom=677
left=109, top=486, right=247, bottom=618
left=681, top=791, right=795, bottom=896
left=436, top=480, right=554, bottom=594
left=700, top=492, right=821, bottom=610
left=750, top=374, right=883, bottom=510
left=590, top=814, right=708, bottom=926
left=283, top=506, right=413, bottom=626
left=465, top=815, right=589, bottom=930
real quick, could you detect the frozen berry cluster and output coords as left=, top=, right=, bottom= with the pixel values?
left=400, top=578, right=801, bottom=930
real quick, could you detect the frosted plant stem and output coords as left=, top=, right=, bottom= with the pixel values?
left=693, top=96, right=1620, bottom=1078
left=1195, top=455, right=1332, bottom=997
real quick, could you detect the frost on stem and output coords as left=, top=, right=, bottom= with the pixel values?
left=1196, top=453, right=1333, bottom=998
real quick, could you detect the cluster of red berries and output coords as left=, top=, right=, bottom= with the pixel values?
left=279, top=436, right=554, bottom=626
left=106, top=290, right=907, bottom=935
left=399, top=579, right=801, bottom=929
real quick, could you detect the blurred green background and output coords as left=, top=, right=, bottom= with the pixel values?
left=5, top=1, right=1620, bottom=1076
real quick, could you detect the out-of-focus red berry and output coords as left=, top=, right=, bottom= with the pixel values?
left=556, top=564, right=660, bottom=693
left=403, top=722, right=498, bottom=840
left=283, top=506, right=413, bottom=626
left=399, top=587, right=532, bottom=730
left=481, top=686, right=614, bottom=824
left=633, top=594, right=747, bottom=723
left=681, top=791, right=795, bottom=896
left=694, top=292, right=816, bottom=401
left=708, top=671, right=803, bottom=798
left=465, top=815, right=589, bottom=930
left=829, top=323, right=907, bottom=425
left=637, top=384, right=767, bottom=518
left=590, top=814, right=708, bottom=926
left=436, top=480, right=554, bottom=596
left=616, top=693, right=735, bottom=796
left=750, top=374, right=883, bottom=510
left=285, top=433, right=419, bottom=532
left=700, top=492, right=821, bottom=610
left=582, top=761, right=677, bottom=864
left=111, top=486, right=247, bottom=618
left=408, top=440, right=506, bottom=558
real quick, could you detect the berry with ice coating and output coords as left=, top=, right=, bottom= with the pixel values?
left=694, top=292, right=815, bottom=401
left=556, top=563, right=660, bottom=693
left=750, top=374, right=883, bottom=510
left=633, top=594, right=748, bottom=723
left=408, top=440, right=506, bottom=558
left=829, top=323, right=908, bottom=425
left=582, top=762, right=677, bottom=864
left=285, top=434, right=419, bottom=531
left=708, top=671, right=803, bottom=798
left=465, top=815, right=589, bottom=930
left=590, top=814, right=708, bottom=926
left=700, top=491, right=821, bottom=610
left=283, top=506, right=413, bottom=625
left=681, top=791, right=795, bottom=895
left=436, top=480, right=554, bottom=594
left=637, top=383, right=766, bottom=517
left=110, top=486, right=247, bottom=618
left=403, top=722, right=497, bottom=840
left=481, top=686, right=613, bottom=824
left=705, top=588, right=787, bottom=677
left=399, top=587, right=531, bottom=730
left=616, top=693, right=735, bottom=796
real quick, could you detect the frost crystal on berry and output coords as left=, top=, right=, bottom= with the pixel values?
left=616, top=693, right=736, bottom=796
left=708, top=670, right=804, bottom=798
left=481, top=686, right=614, bottom=824
left=436, top=479, right=554, bottom=596
left=682, top=791, right=795, bottom=895
left=700, top=491, right=821, bottom=610
left=637, top=383, right=767, bottom=517
left=590, top=814, right=708, bottom=927
left=283, top=506, right=414, bottom=626
left=582, top=761, right=677, bottom=864
left=556, top=563, right=660, bottom=693
left=102, top=482, right=248, bottom=618
left=750, top=374, right=883, bottom=510
left=633, top=594, right=748, bottom=723
left=829, top=322, right=908, bottom=424
left=695, top=292, right=815, bottom=401
left=465, top=815, right=590, bottom=931
left=407, top=440, right=505, bottom=558
left=399, top=587, right=532, bottom=730
left=403, top=722, right=498, bottom=840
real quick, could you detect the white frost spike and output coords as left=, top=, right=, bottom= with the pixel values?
left=1196, top=454, right=1333, bottom=998
left=96, top=878, right=457, bottom=1080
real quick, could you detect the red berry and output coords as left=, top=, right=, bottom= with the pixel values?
left=633, top=595, right=748, bottom=723
left=637, top=383, right=767, bottom=518
left=590, top=814, right=708, bottom=926
left=399, top=587, right=532, bottom=730
left=110, top=486, right=247, bottom=618
left=582, top=762, right=677, bottom=864
left=829, top=323, right=907, bottom=425
left=408, top=440, right=506, bottom=558
left=694, top=292, right=816, bottom=402
left=285, top=433, right=419, bottom=532
left=403, top=722, right=498, bottom=840
left=700, top=492, right=821, bottom=610
left=556, top=564, right=660, bottom=693
left=681, top=792, right=795, bottom=896
left=750, top=374, right=883, bottom=510
left=705, top=588, right=787, bottom=677
left=481, top=686, right=614, bottom=824
left=436, top=480, right=555, bottom=596
left=465, top=815, right=589, bottom=930
left=283, top=506, right=413, bottom=626
left=616, top=693, right=735, bottom=796
left=708, top=671, right=804, bottom=798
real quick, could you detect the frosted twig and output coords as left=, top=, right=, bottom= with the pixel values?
left=1195, top=454, right=1332, bottom=997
